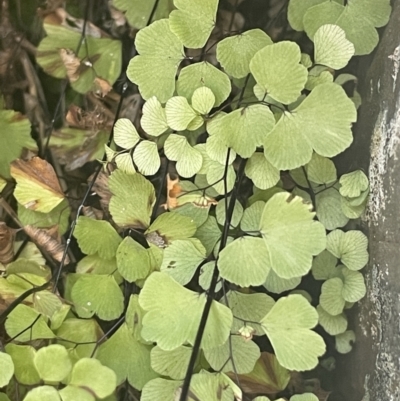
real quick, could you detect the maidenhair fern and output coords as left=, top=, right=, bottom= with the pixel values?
left=0, top=0, right=392, bottom=400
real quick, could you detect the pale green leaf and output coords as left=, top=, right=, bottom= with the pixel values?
left=217, top=29, right=273, bottom=78
left=166, top=96, right=198, bottom=131
left=141, top=378, right=182, bottom=401
left=224, top=291, right=275, bottom=336
left=240, top=201, right=264, bottom=235
left=205, top=134, right=236, bottom=165
left=139, top=272, right=232, bottom=350
left=316, top=187, right=349, bottom=230
left=23, top=386, right=61, bottom=401
left=97, top=323, right=156, bottom=389
left=169, top=0, right=218, bottom=48
left=199, top=261, right=222, bottom=292
left=291, top=394, right=319, bottom=401
left=194, top=216, right=222, bottom=255
left=314, top=24, right=354, bottom=69
left=263, top=269, right=301, bottom=294
left=245, top=153, right=280, bottom=190
left=160, top=239, right=206, bottom=284
left=250, top=41, right=308, bottom=104
left=191, top=87, right=215, bottom=115
left=34, top=345, right=71, bottom=383
left=133, top=140, right=161, bottom=176
left=216, top=198, right=243, bottom=228
left=261, top=295, right=326, bottom=371
left=204, top=336, right=260, bottom=374
left=320, top=277, right=345, bottom=316
left=69, top=358, right=117, bottom=398
left=305, top=69, right=333, bottom=91
left=127, top=19, right=184, bottom=102
left=260, top=192, right=326, bottom=279
left=150, top=345, right=191, bottom=380
left=141, top=96, right=169, bottom=137
left=109, top=170, right=155, bottom=228
left=311, top=250, right=339, bottom=280
left=74, top=216, right=121, bottom=259
left=341, top=267, right=366, bottom=302
left=4, top=344, right=40, bottom=385
left=335, top=330, right=355, bottom=353
left=114, top=118, right=140, bottom=149
left=218, top=237, right=271, bottom=286
left=189, top=371, right=235, bottom=401
left=164, top=134, right=203, bottom=178
left=307, top=153, right=337, bottom=184
left=264, top=83, right=357, bottom=170
left=59, top=386, right=94, bottom=401
left=33, top=289, right=63, bottom=320
left=0, top=352, right=14, bottom=387
left=177, top=62, right=231, bottom=107
left=341, top=191, right=369, bottom=219
left=5, top=304, right=55, bottom=341
left=71, top=274, right=124, bottom=320
left=171, top=202, right=210, bottom=228
left=339, top=170, right=369, bottom=198
left=317, top=305, right=347, bottom=335
left=326, top=230, right=368, bottom=270
left=76, top=254, right=119, bottom=276
left=115, top=153, right=136, bottom=174
left=116, top=237, right=151, bottom=282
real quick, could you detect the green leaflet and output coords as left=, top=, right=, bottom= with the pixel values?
left=0, top=352, right=14, bottom=388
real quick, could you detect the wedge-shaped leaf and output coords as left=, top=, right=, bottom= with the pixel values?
left=217, top=29, right=273, bottom=78
left=260, top=192, right=326, bottom=279
left=240, top=201, right=264, bottom=235
left=4, top=344, right=40, bottom=385
left=33, top=290, right=63, bottom=320
left=141, top=378, right=182, bottom=401
left=216, top=198, right=243, bottom=228
left=199, top=261, right=222, bottom=292
left=116, top=237, right=151, bottom=282
left=307, top=153, right=337, bottom=184
left=339, top=170, right=369, bottom=198
left=191, top=87, right=215, bottom=115
left=115, top=152, right=136, bottom=174
left=133, top=140, right=161, bottom=176
left=69, top=358, right=117, bottom=398
left=316, top=187, right=349, bottom=230
left=76, top=254, right=118, bottom=276
left=320, top=277, right=345, bottom=316
left=341, top=189, right=369, bottom=219
left=341, top=267, right=366, bottom=302
left=335, top=330, right=355, bottom=354
left=56, top=318, right=103, bottom=359
left=127, top=19, right=184, bottom=102
left=114, top=118, right=140, bottom=149
left=139, top=272, right=232, bottom=350
left=58, top=386, right=94, bottom=401
left=97, top=323, right=156, bottom=389
left=160, top=239, right=205, bottom=285
left=263, top=269, right=302, bottom=294
left=24, top=386, right=61, bottom=401
left=165, top=96, right=198, bottom=131
left=194, top=216, right=221, bottom=255
left=150, top=345, right=192, bottom=380
left=218, top=237, right=271, bottom=286
left=11, top=157, right=64, bottom=213
left=291, top=394, right=319, bottom=401
left=245, top=153, right=280, bottom=190
left=0, top=109, right=36, bottom=178
left=205, top=134, right=236, bottom=165
left=204, top=336, right=260, bottom=374
left=0, top=352, right=14, bottom=387
left=177, top=62, right=231, bottom=107
left=261, top=295, right=326, bottom=371
left=109, top=170, right=155, bottom=228
left=305, top=68, right=333, bottom=91
left=326, top=230, right=368, bottom=270
left=71, top=274, right=124, bottom=320
left=141, top=97, right=169, bottom=137
left=5, top=304, right=55, bottom=341
left=74, top=216, right=121, bottom=259
left=264, top=83, right=357, bottom=170
left=287, top=0, right=338, bottom=31
left=317, top=305, right=347, bottom=335
left=169, top=0, right=218, bottom=48
left=164, top=134, right=202, bottom=178
left=228, top=352, right=290, bottom=395
left=314, top=24, right=354, bottom=69
left=37, top=16, right=121, bottom=94
left=311, top=250, right=339, bottom=280
left=210, top=105, right=275, bottom=158
left=250, top=41, right=308, bottom=104
left=224, top=291, right=275, bottom=336
left=112, top=0, right=173, bottom=29
left=190, top=371, right=235, bottom=401
left=34, top=344, right=71, bottom=383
